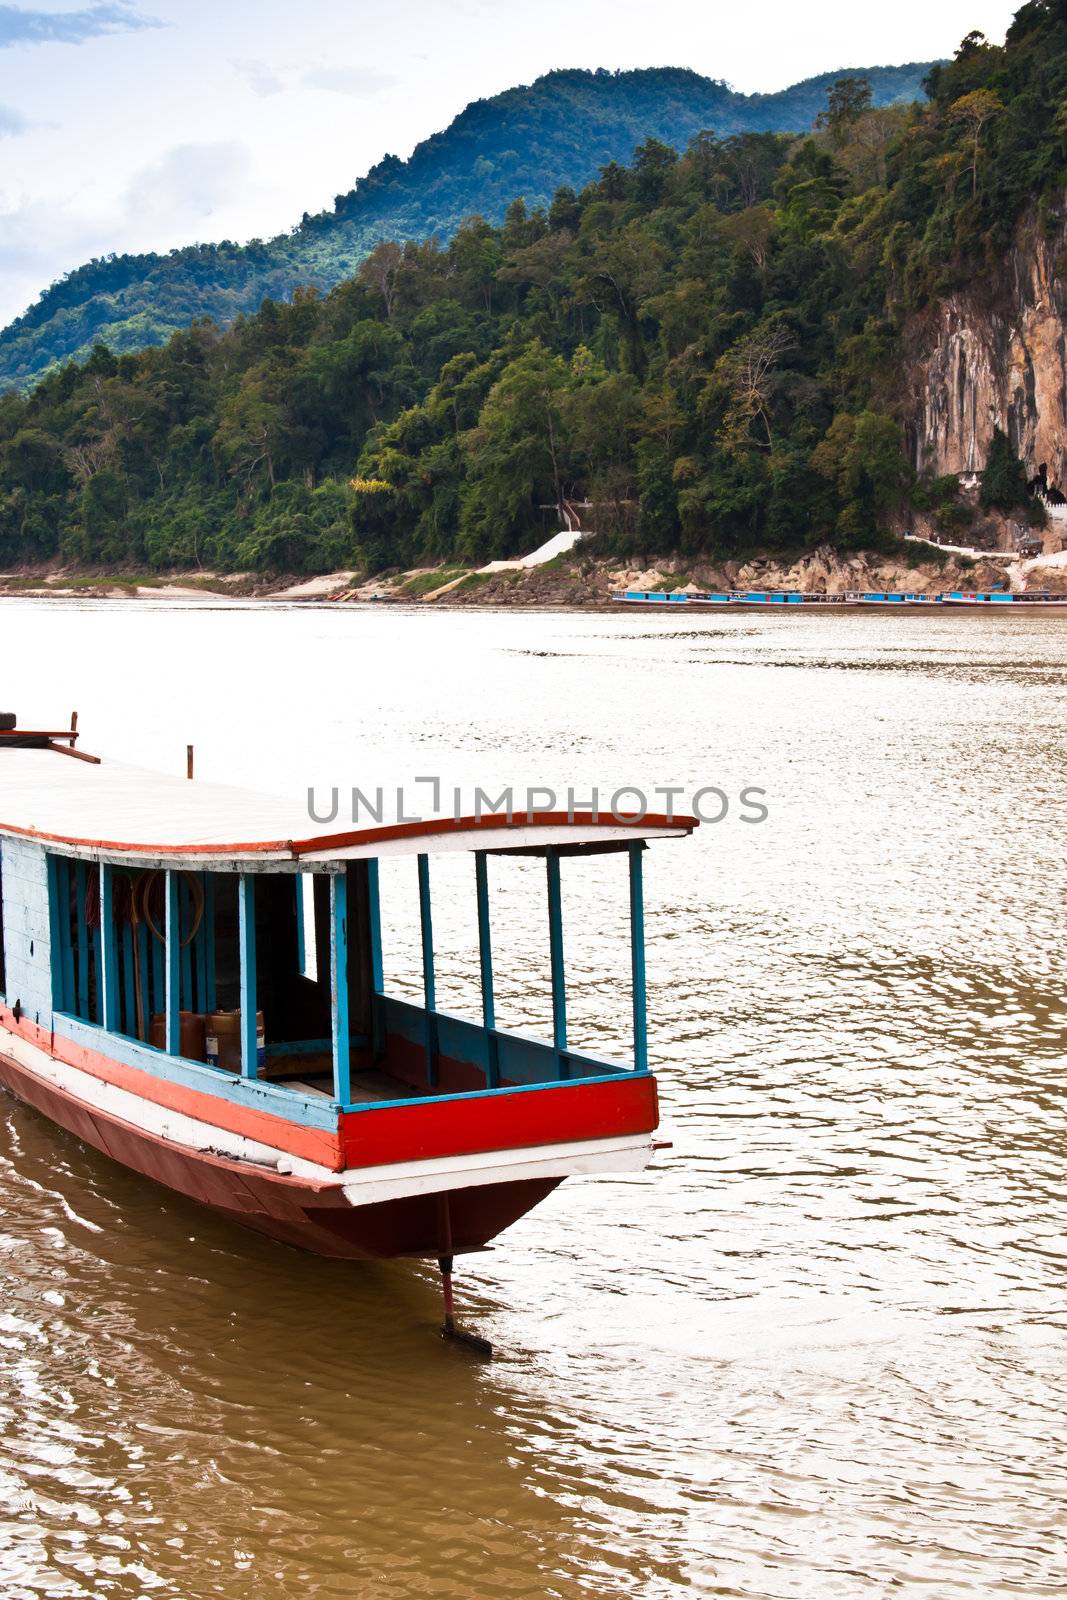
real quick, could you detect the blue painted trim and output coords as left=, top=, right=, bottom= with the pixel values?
left=238, top=874, right=258, bottom=1079
left=165, top=870, right=180, bottom=1055
left=269, top=1037, right=333, bottom=1056
left=546, top=848, right=567, bottom=1067
left=330, top=872, right=351, bottom=1106
left=100, top=864, right=119, bottom=1033
left=417, top=853, right=438, bottom=1087
left=52, top=1011, right=339, bottom=1130
left=475, top=852, right=499, bottom=1088
left=203, top=873, right=217, bottom=1011
left=628, top=844, right=648, bottom=1074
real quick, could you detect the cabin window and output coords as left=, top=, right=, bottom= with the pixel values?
left=0, top=841, right=6, bottom=999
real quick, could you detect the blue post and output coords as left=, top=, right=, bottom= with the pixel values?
left=294, top=875, right=307, bottom=975
left=366, top=859, right=383, bottom=992
left=46, top=854, right=65, bottom=1011
left=629, top=843, right=648, bottom=1074
left=99, top=863, right=119, bottom=1033
left=238, top=874, right=258, bottom=1079
left=475, top=853, right=499, bottom=1089
left=546, top=848, right=567, bottom=1073
left=366, top=859, right=384, bottom=1057
left=164, top=869, right=180, bottom=1055
left=330, top=871, right=351, bottom=1105
left=417, top=853, right=438, bottom=1087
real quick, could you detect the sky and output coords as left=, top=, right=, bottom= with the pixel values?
left=0, top=0, right=1022, bottom=327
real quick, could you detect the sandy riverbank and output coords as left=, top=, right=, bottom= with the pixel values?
left=3, top=546, right=1067, bottom=605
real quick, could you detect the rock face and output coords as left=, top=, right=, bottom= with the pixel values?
left=909, top=211, right=1067, bottom=492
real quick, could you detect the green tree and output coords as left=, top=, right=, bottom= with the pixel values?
left=980, top=426, right=1029, bottom=510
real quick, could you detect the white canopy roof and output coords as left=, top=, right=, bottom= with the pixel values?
left=0, top=749, right=696, bottom=868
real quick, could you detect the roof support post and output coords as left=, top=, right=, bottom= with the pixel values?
left=417, top=853, right=438, bottom=1087
left=99, top=863, right=119, bottom=1033
left=475, top=853, right=499, bottom=1089
left=330, top=870, right=351, bottom=1106
left=628, top=843, right=648, bottom=1074
left=546, top=847, right=567, bottom=1076
left=237, top=873, right=258, bottom=1079
left=164, top=868, right=180, bottom=1056
left=294, top=875, right=307, bottom=975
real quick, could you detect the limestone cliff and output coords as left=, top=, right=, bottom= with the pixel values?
left=908, top=208, right=1067, bottom=492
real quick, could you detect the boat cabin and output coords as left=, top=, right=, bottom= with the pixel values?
left=0, top=725, right=696, bottom=1206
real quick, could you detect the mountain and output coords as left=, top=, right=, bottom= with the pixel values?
left=0, top=62, right=935, bottom=391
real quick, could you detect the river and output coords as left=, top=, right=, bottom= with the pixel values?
left=1, top=599, right=1066, bottom=1599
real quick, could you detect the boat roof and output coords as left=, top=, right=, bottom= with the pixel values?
left=0, top=748, right=697, bottom=868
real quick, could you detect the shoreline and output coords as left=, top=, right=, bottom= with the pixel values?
left=3, top=544, right=1067, bottom=607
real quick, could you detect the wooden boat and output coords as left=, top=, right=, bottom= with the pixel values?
left=613, top=588, right=1067, bottom=610
left=0, top=716, right=695, bottom=1339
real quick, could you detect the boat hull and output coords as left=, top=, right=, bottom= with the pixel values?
left=0, top=1026, right=654, bottom=1259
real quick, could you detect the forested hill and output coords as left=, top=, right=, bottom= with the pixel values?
left=1, top=1, right=1063, bottom=581
left=0, top=62, right=934, bottom=390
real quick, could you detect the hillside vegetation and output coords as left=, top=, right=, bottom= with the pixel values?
left=0, top=63, right=933, bottom=389
left=0, top=2, right=1063, bottom=578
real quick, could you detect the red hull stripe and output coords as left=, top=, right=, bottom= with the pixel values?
left=0, top=809, right=696, bottom=859
left=0, top=1006, right=657, bottom=1175
left=341, top=1075, right=659, bottom=1168
left=0, top=1006, right=344, bottom=1170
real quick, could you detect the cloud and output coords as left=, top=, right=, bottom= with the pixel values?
left=303, top=64, right=394, bottom=97
left=230, top=56, right=284, bottom=98
left=122, top=140, right=253, bottom=229
left=0, top=3, right=160, bottom=48
left=0, top=103, right=29, bottom=135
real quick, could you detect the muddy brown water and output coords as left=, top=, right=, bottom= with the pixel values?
left=1, top=600, right=1066, bottom=1599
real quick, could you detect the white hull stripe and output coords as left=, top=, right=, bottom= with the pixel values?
left=0, top=1027, right=654, bottom=1208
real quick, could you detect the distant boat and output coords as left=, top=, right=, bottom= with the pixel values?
left=0, top=717, right=695, bottom=1345
left=613, top=589, right=1067, bottom=610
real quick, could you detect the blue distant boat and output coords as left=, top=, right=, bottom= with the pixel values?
left=613, top=589, right=1067, bottom=611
